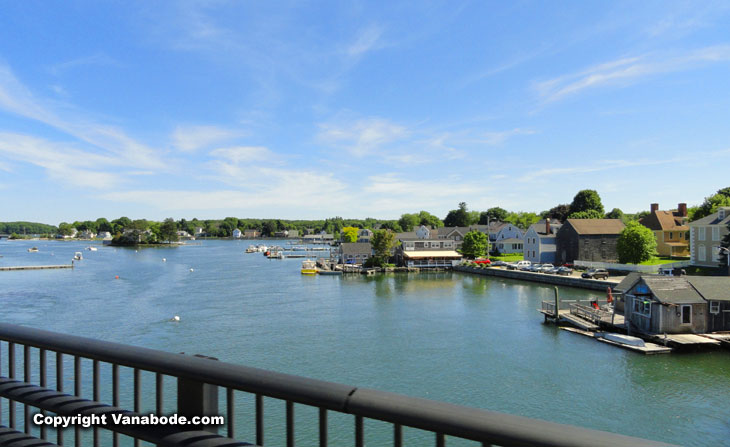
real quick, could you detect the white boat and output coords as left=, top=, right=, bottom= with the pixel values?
left=601, top=333, right=645, bottom=347
left=28, top=247, right=39, bottom=252
left=245, top=246, right=257, bottom=253
left=73, top=252, right=83, bottom=260
left=86, top=246, right=98, bottom=251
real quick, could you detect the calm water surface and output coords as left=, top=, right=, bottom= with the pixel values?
left=1, top=239, right=728, bottom=446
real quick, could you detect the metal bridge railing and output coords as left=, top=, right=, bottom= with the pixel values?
left=0, top=322, right=673, bottom=447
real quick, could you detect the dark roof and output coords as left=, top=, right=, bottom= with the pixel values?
left=639, top=211, right=688, bottom=231
left=688, top=277, right=730, bottom=302
left=641, top=276, right=705, bottom=304
left=528, top=220, right=562, bottom=236
left=614, top=272, right=642, bottom=293
left=340, top=242, right=372, bottom=255
left=566, top=219, right=625, bottom=235
left=689, top=207, right=730, bottom=226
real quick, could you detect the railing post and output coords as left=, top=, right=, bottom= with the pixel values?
left=177, top=354, right=219, bottom=433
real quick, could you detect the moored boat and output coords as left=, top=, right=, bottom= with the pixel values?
left=28, top=247, right=39, bottom=252
left=73, top=252, right=83, bottom=260
left=601, top=333, right=645, bottom=347
left=301, top=259, right=317, bottom=275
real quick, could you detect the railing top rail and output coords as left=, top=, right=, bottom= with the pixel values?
left=0, top=322, right=674, bottom=447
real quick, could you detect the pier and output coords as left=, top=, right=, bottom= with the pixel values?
left=0, top=264, right=73, bottom=271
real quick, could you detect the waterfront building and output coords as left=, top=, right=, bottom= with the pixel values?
left=688, top=207, right=730, bottom=267
left=618, top=274, right=730, bottom=334
left=523, top=219, right=561, bottom=263
left=244, top=229, right=260, bottom=238
left=287, top=229, right=299, bottom=238
left=339, top=242, right=373, bottom=265
left=639, top=203, right=689, bottom=258
left=232, top=228, right=242, bottom=238
left=555, top=219, right=624, bottom=264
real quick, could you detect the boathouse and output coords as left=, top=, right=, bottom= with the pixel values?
left=618, top=274, right=730, bottom=334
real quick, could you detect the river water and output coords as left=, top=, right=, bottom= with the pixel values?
left=1, top=239, right=728, bottom=446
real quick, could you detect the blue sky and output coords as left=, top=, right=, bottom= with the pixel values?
left=1, top=1, right=730, bottom=223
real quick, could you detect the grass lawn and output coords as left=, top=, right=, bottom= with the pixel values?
left=638, top=256, right=690, bottom=266
left=490, top=253, right=524, bottom=262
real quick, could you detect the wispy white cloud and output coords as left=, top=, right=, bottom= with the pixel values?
left=346, top=25, right=384, bottom=57
left=0, top=133, right=127, bottom=189
left=0, top=63, right=166, bottom=170
left=479, top=128, right=535, bottom=145
left=318, top=117, right=408, bottom=157
left=172, top=125, right=242, bottom=152
left=209, top=146, right=273, bottom=163
left=48, top=53, right=121, bottom=75
left=535, top=45, right=730, bottom=103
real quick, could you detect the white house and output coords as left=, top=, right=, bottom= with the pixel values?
left=232, top=228, right=242, bottom=238
left=688, top=207, right=730, bottom=267
left=98, top=231, right=112, bottom=239
left=357, top=228, right=374, bottom=242
left=79, top=230, right=96, bottom=239
left=523, top=219, right=562, bottom=264
left=493, top=223, right=524, bottom=243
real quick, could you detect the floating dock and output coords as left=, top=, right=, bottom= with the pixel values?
left=0, top=264, right=74, bottom=271
left=560, top=327, right=672, bottom=354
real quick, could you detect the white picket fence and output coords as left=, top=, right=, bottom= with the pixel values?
left=574, top=259, right=691, bottom=273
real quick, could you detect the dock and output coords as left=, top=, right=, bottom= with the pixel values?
left=455, top=265, right=619, bottom=291
left=0, top=264, right=74, bottom=271
left=560, top=328, right=672, bottom=354
left=649, top=333, right=722, bottom=347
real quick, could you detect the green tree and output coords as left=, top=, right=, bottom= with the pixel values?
left=159, top=218, right=179, bottom=243
left=398, top=213, right=420, bottom=232
left=546, top=204, right=571, bottom=222
left=720, top=219, right=730, bottom=270
left=112, top=217, right=132, bottom=233
left=617, top=221, right=657, bottom=264
left=460, top=230, right=489, bottom=258
left=444, top=202, right=470, bottom=227
left=95, top=218, right=113, bottom=233
left=692, top=188, right=730, bottom=221
left=369, top=229, right=396, bottom=267
left=58, top=222, right=75, bottom=236
left=606, top=208, right=625, bottom=221
left=568, top=209, right=605, bottom=219
left=505, top=211, right=540, bottom=229
left=341, top=226, right=359, bottom=243
left=480, top=207, right=508, bottom=224
left=417, top=211, right=443, bottom=228
left=467, top=211, right=480, bottom=225
left=569, top=190, right=604, bottom=216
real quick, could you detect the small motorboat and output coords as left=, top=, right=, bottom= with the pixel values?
left=601, top=333, right=645, bottom=347
left=318, top=270, right=342, bottom=276
left=73, top=252, right=83, bottom=260
left=28, top=247, right=39, bottom=253
left=86, top=246, right=98, bottom=251
left=301, top=259, right=317, bottom=275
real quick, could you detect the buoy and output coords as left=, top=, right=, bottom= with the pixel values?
left=189, top=268, right=194, bottom=272
left=162, top=258, right=166, bottom=262
left=115, top=275, right=119, bottom=279
left=170, top=315, right=180, bottom=322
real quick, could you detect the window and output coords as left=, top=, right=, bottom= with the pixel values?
left=669, top=232, right=673, bottom=239
left=699, top=245, right=706, bottom=261
left=681, top=305, right=692, bottom=325
left=712, top=246, right=720, bottom=262
left=710, top=301, right=720, bottom=314
left=712, top=227, right=720, bottom=241
left=699, top=227, right=706, bottom=240
left=632, top=296, right=651, bottom=316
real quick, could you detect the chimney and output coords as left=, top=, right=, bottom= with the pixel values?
left=545, top=219, right=551, bottom=235
left=678, top=203, right=687, bottom=217
left=650, top=203, right=659, bottom=213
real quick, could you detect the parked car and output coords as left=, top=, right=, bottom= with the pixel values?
left=556, top=266, right=573, bottom=276
left=527, top=263, right=543, bottom=272
left=473, top=258, right=491, bottom=265
left=581, top=268, right=609, bottom=280
left=537, top=263, right=554, bottom=273
left=658, top=267, right=686, bottom=276
left=491, top=260, right=508, bottom=267
left=507, top=260, right=531, bottom=270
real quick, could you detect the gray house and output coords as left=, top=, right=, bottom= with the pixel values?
left=688, top=206, right=730, bottom=267
left=524, top=219, right=561, bottom=264
left=339, top=243, right=372, bottom=265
